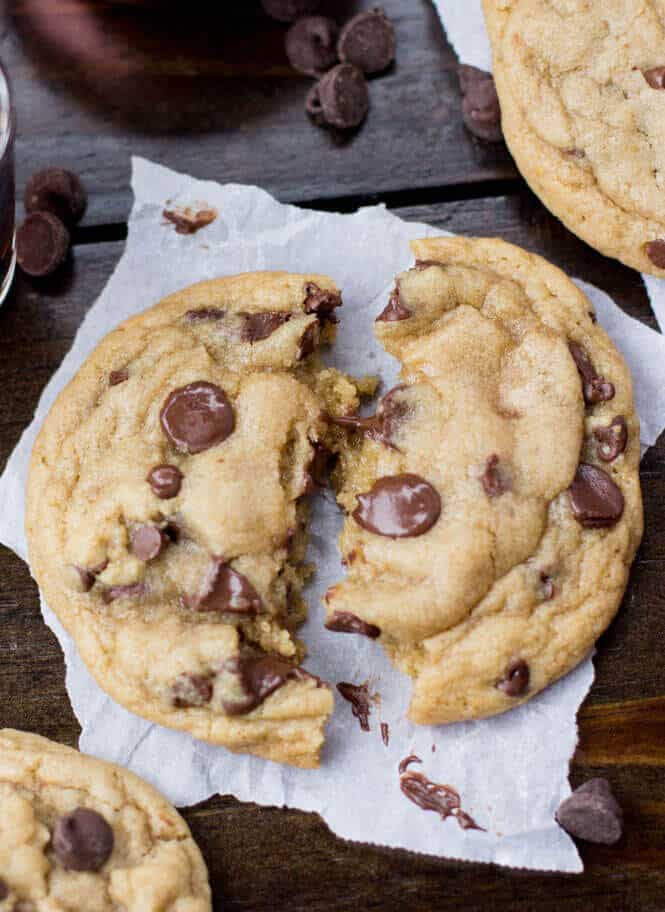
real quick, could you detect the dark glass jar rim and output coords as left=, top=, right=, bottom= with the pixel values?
left=0, top=58, right=15, bottom=161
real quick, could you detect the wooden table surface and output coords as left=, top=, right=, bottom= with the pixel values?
left=1, top=2, right=664, bottom=909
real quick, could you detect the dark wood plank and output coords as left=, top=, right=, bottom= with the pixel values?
left=1, top=0, right=517, bottom=227
left=1, top=194, right=664, bottom=911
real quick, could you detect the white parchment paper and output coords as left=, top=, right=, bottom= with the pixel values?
left=3, top=159, right=665, bottom=873
left=433, top=0, right=665, bottom=330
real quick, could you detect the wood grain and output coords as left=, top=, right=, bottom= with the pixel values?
left=1, top=193, right=664, bottom=910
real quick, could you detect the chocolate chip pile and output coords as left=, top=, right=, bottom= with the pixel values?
left=16, top=167, right=87, bottom=277
left=263, top=2, right=396, bottom=130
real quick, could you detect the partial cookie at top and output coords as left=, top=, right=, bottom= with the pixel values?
left=26, top=273, right=361, bottom=768
left=0, top=729, right=211, bottom=910
left=326, top=236, right=642, bottom=725
left=483, top=0, right=665, bottom=277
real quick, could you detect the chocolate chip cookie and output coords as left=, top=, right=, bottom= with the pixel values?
left=326, top=236, right=643, bottom=725
left=0, top=729, right=211, bottom=908
left=483, top=0, right=665, bottom=276
left=26, top=272, right=361, bottom=767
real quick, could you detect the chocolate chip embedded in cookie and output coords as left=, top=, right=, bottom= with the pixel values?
left=327, top=236, right=642, bottom=727
left=0, top=729, right=212, bottom=907
left=26, top=271, right=359, bottom=768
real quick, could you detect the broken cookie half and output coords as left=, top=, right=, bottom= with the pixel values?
left=326, top=236, right=643, bottom=725
left=26, top=272, right=362, bottom=768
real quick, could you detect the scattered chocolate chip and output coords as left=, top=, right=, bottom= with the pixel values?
left=16, top=212, right=70, bottom=278
left=556, top=778, right=623, bottom=845
left=304, top=442, right=334, bottom=493
left=311, top=63, right=369, bottom=129
left=645, top=239, right=665, bottom=269
left=376, top=287, right=411, bottom=322
left=101, top=582, right=146, bottom=604
left=568, top=342, right=615, bottom=405
left=240, top=311, right=292, bottom=342
left=595, top=416, right=628, bottom=462
left=172, top=673, right=213, bottom=708
left=337, top=681, right=372, bottom=731
left=568, top=463, right=624, bottom=528
left=24, top=168, right=87, bottom=227
left=331, top=384, right=409, bottom=448
left=218, top=654, right=308, bottom=715
left=162, top=206, right=217, bottom=235
left=160, top=381, right=234, bottom=454
left=458, top=65, right=503, bottom=142
left=381, top=721, right=390, bottom=746
left=261, top=0, right=320, bottom=22
left=186, top=559, right=262, bottom=615
left=184, top=307, right=226, bottom=322
left=147, top=464, right=183, bottom=500
left=338, top=8, right=396, bottom=76
left=497, top=659, right=530, bottom=697
left=298, top=321, right=319, bottom=360
left=540, top=572, right=555, bottom=601
left=303, top=281, right=342, bottom=324
left=130, top=524, right=168, bottom=562
left=398, top=758, right=485, bottom=831
left=643, top=66, right=665, bottom=89
left=481, top=454, right=510, bottom=497
left=109, top=368, right=128, bottom=386
left=0, top=878, right=7, bottom=900
left=286, top=16, right=338, bottom=77
left=325, top=610, right=381, bottom=639
left=52, top=808, right=114, bottom=872
left=353, top=474, right=441, bottom=538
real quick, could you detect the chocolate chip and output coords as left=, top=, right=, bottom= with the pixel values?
left=147, top=464, right=183, bottom=499
left=172, top=673, right=213, bottom=708
left=162, top=206, right=217, bottom=235
left=595, top=416, right=628, bottom=462
left=52, top=808, right=114, bottom=872
left=497, top=659, right=530, bottom=697
left=569, top=463, right=624, bottom=528
left=131, top=525, right=167, bottom=562
left=353, top=474, right=441, bottom=538
left=376, top=287, right=411, bottom=322
left=109, top=369, right=128, bottom=386
left=458, top=65, right=503, bottom=142
left=481, top=454, right=510, bottom=497
left=75, top=567, right=96, bottom=593
left=186, top=559, right=262, bottom=615
left=556, top=778, right=623, bottom=845
left=331, top=385, right=409, bottom=448
left=305, top=83, right=326, bottom=124
left=303, top=281, right=342, bottom=324
left=24, top=168, right=87, bottom=227
left=568, top=342, right=615, bottom=405
left=101, top=582, right=146, bottom=604
left=304, top=442, right=334, bottom=493
left=338, top=8, right=396, bottom=76
left=184, top=307, right=226, bottom=322
left=16, top=212, right=70, bottom=278
left=0, top=878, right=7, bottom=900
left=218, top=654, right=307, bottom=715
left=298, top=321, right=319, bottom=360
left=337, top=681, right=372, bottom=731
left=160, top=381, right=234, bottom=454
left=240, top=311, right=292, bottom=342
left=645, top=239, right=665, bottom=269
left=311, top=64, right=369, bottom=129
left=540, top=572, right=555, bottom=601
left=643, top=66, right=665, bottom=89
left=325, top=610, right=381, bottom=639
left=286, top=16, right=338, bottom=77
left=261, top=0, right=321, bottom=22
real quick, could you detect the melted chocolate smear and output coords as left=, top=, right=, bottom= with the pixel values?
left=481, top=454, right=510, bottom=497
left=303, top=282, right=342, bottom=325
left=298, top=322, right=319, bottom=360
left=353, top=474, right=441, bottom=538
left=162, top=206, right=217, bottom=235
left=568, top=342, right=615, bottom=406
left=109, top=368, right=128, bottom=386
left=331, top=385, right=409, bottom=449
left=160, top=381, right=234, bottom=454
left=172, top=673, right=213, bottom=708
left=186, top=559, right=262, bottom=615
left=184, top=307, right=226, bottom=322
left=643, top=66, right=665, bottom=89
left=569, top=463, right=624, bottom=528
left=381, top=722, right=390, bottom=746
left=376, top=287, right=412, bottom=322
left=304, top=443, right=335, bottom=494
left=220, top=654, right=311, bottom=715
left=497, top=659, right=530, bottom=697
left=240, top=311, right=292, bottom=342
left=399, top=756, right=485, bottom=832
left=540, top=573, right=555, bottom=601
left=594, top=416, right=628, bottom=463
left=337, top=681, right=372, bottom=732
left=325, top=610, right=381, bottom=639
left=646, top=239, right=665, bottom=269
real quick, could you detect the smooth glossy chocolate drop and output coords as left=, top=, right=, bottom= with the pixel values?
left=568, top=342, right=615, bottom=405
left=568, top=463, right=624, bottom=528
left=131, top=525, right=167, bottom=562
left=219, top=654, right=307, bottom=715
left=594, top=416, right=628, bottom=462
left=160, top=381, right=234, bottom=454
left=186, top=559, right=262, bottom=615
left=325, top=610, right=381, bottom=639
left=353, top=474, right=441, bottom=538
left=240, top=311, right=292, bottom=342
left=497, top=659, right=530, bottom=697
left=303, top=282, right=342, bottom=324
left=52, top=808, right=114, bottom=872
left=147, top=464, right=183, bottom=500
